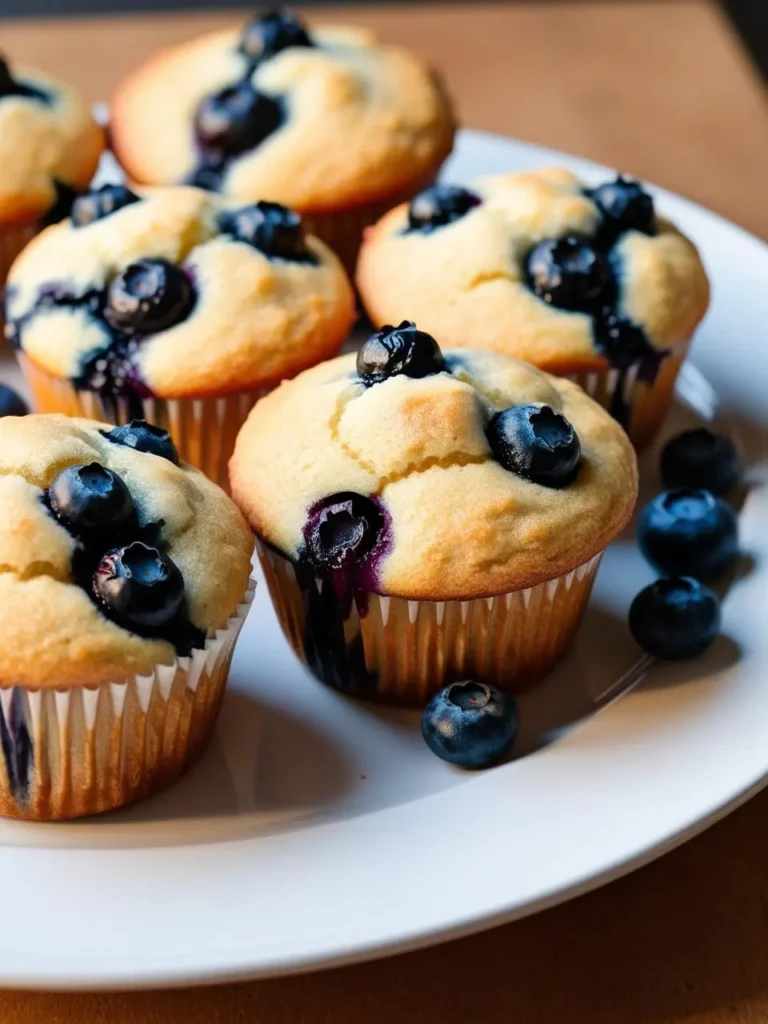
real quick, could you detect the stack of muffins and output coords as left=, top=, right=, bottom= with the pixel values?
left=0, top=7, right=711, bottom=818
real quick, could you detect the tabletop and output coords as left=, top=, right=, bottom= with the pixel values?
left=1, top=2, right=767, bottom=1021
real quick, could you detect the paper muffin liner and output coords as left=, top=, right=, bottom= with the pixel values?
left=0, top=582, right=255, bottom=821
left=567, top=342, right=689, bottom=450
left=257, top=539, right=602, bottom=707
left=18, top=353, right=270, bottom=492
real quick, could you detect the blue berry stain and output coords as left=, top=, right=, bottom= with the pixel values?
left=638, top=488, right=738, bottom=580
left=0, top=690, right=33, bottom=808
left=629, top=577, right=721, bottom=660
left=71, top=184, right=140, bottom=228
left=421, top=681, right=519, bottom=768
left=238, top=9, right=314, bottom=66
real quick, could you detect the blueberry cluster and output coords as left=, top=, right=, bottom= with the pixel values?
left=44, top=422, right=203, bottom=653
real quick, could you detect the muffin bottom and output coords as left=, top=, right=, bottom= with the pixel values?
left=258, top=539, right=602, bottom=707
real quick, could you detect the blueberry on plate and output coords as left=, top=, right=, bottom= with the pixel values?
left=102, top=419, right=179, bottom=464
left=0, top=383, right=28, bottom=417
left=638, top=488, right=738, bottom=580
left=71, top=184, right=140, bottom=228
left=357, top=321, right=444, bottom=385
left=194, top=81, right=282, bottom=156
left=421, top=680, right=518, bottom=769
left=590, top=175, right=655, bottom=237
left=629, top=577, right=721, bottom=659
left=238, top=8, right=313, bottom=63
left=106, top=259, right=195, bottom=335
left=304, top=493, right=384, bottom=573
left=48, top=463, right=134, bottom=534
left=219, top=201, right=314, bottom=262
left=525, top=235, right=612, bottom=312
left=660, top=428, right=740, bottom=496
left=407, top=185, right=481, bottom=233
left=486, top=404, right=581, bottom=488
left=93, top=541, right=185, bottom=630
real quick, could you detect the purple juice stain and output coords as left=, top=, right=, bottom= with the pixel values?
left=0, top=691, right=32, bottom=808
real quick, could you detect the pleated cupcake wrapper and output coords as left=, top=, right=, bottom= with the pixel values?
left=258, top=539, right=602, bottom=707
left=567, top=342, right=689, bottom=450
left=18, top=354, right=269, bottom=492
left=0, top=582, right=255, bottom=821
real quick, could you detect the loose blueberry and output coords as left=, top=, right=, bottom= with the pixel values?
left=0, top=383, right=27, bottom=417
left=592, top=310, right=656, bottom=369
left=0, top=55, right=49, bottom=103
left=660, top=428, right=740, bottom=496
left=48, top=463, right=134, bottom=534
left=219, top=201, right=314, bottom=262
left=629, top=577, right=721, bottom=659
left=93, top=541, right=185, bottom=630
left=407, top=185, right=481, bottom=233
left=638, top=489, right=738, bottom=580
left=486, top=404, right=581, bottom=488
left=106, top=259, right=195, bottom=335
left=304, top=493, right=384, bottom=573
left=238, top=8, right=313, bottom=63
left=194, top=81, right=282, bottom=156
left=102, top=419, right=179, bottom=464
left=357, top=321, right=444, bottom=386
left=71, top=184, right=140, bottom=228
left=590, top=175, right=655, bottom=237
left=421, top=680, right=518, bottom=769
left=526, top=235, right=612, bottom=312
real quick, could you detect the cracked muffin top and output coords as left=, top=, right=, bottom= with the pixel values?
left=109, top=9, right=456, bottom=212
left=356, top=168, right=710, bottom=374
left=0, top=55, right=103, bottom=227
left=5, top=184, right=355, bottom=399
left=230, top=324, right=638, bottom=600
left=0, top=413, right=253, bottom=688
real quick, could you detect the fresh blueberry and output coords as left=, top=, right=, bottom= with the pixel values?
left=421, top=680, right=518, bottom=769
left=92, top=541, right=185, bottom=630
left=41, top=179, right=78, bottom=226
left=357, top=321, right=444, bottom=385
left=194, top=81, right=282, bottom=156
left=102, top=419, right=179, bottom=464
left=526, top=235, right=612, bottom=312
left=0, top=383, right=27, bottom=417
left=48, top=463, right=134, bottom=534
left=0, top=54, right=49, bottom=103
left=71, top=184, right=140, bottom=228
left=304, top=493, right=384, bottom=573
left=486, top=404, right=581, bottom=488
left=592, top=310, right=656, bottom=369
left=638, top=489, right=738, bottom=580
left=407, top=185, right=481, bottom=233
left=238, top=8, right=313, bottom=63
left=219, top=201, right=314, bottom=262
left=106, top=259, right=195, bottom=335
left=629, top=577, right=721, bottom=659
left=660, top=428, right=740, bottom=496
left=590, top=175, right=655, bottom=237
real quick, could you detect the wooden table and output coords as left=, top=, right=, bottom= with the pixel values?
left=2, top=3, right=768, bottom=1021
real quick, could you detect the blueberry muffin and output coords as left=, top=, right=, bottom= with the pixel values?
left=109, top=8, right=456, bottom=271
left=357, top=169, right=710, bottom=449
left=230, top=323, right=637, bottom=706
left=5, top=184, right=355, bottom=488
left=0, top=413, right=254, bottom=820
left=0, top=54, right=103, bottom=289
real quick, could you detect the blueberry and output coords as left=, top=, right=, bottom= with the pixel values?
left=526, top=235, right=612, bottom=312
left=194, top=81, right=282, bottom=156
left=629, top=577, right=721, bottom=659
left=357, top=321, right=444, bottom=386
left=238, top=8, right=313, bottom=63
left=407, top=185, right=481, bottom=233
left=71, top=185, right=140, bottom=228
left=0, top=54, right=49, bottom=103
left=660, top=428, right=740, bottom=496
left=590, top=175, right=655, bottom=237
left=48, top=463, right=134, bottom=534
left=106, top=259, right=195, bottom=335
left=219, top=201, right=314, bottom=262
left=41, top=179, right=78, bottom=226
left=304, top=493, right=384, bottom=573
left=638, top=489, right=738, bottom=580
left=92, top=541, right=185, bottom=630
left=102, top=419, right=179, bottom=464
left=486, top=404, right=581, bottom=488
left=0, top=383, right=27, bottom=417
left=421, top=681, right=518, bottom=769
left=592, top=310, right=656, bottom=369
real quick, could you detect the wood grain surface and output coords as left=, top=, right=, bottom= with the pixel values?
left=1, top=2, right=767, bottom=1021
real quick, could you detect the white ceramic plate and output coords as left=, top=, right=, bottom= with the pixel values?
left=0, top=129, right=766, bottom=991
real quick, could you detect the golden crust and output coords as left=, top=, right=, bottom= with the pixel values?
left=356, top=168, right=711, bottom=373
left=110, top=24, right=456, bottom=212
left=229, top=349, right=638, bottom=600
left=0, top=414, right=253, bottom=688
left=6, top=186, right=356, bottom=398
